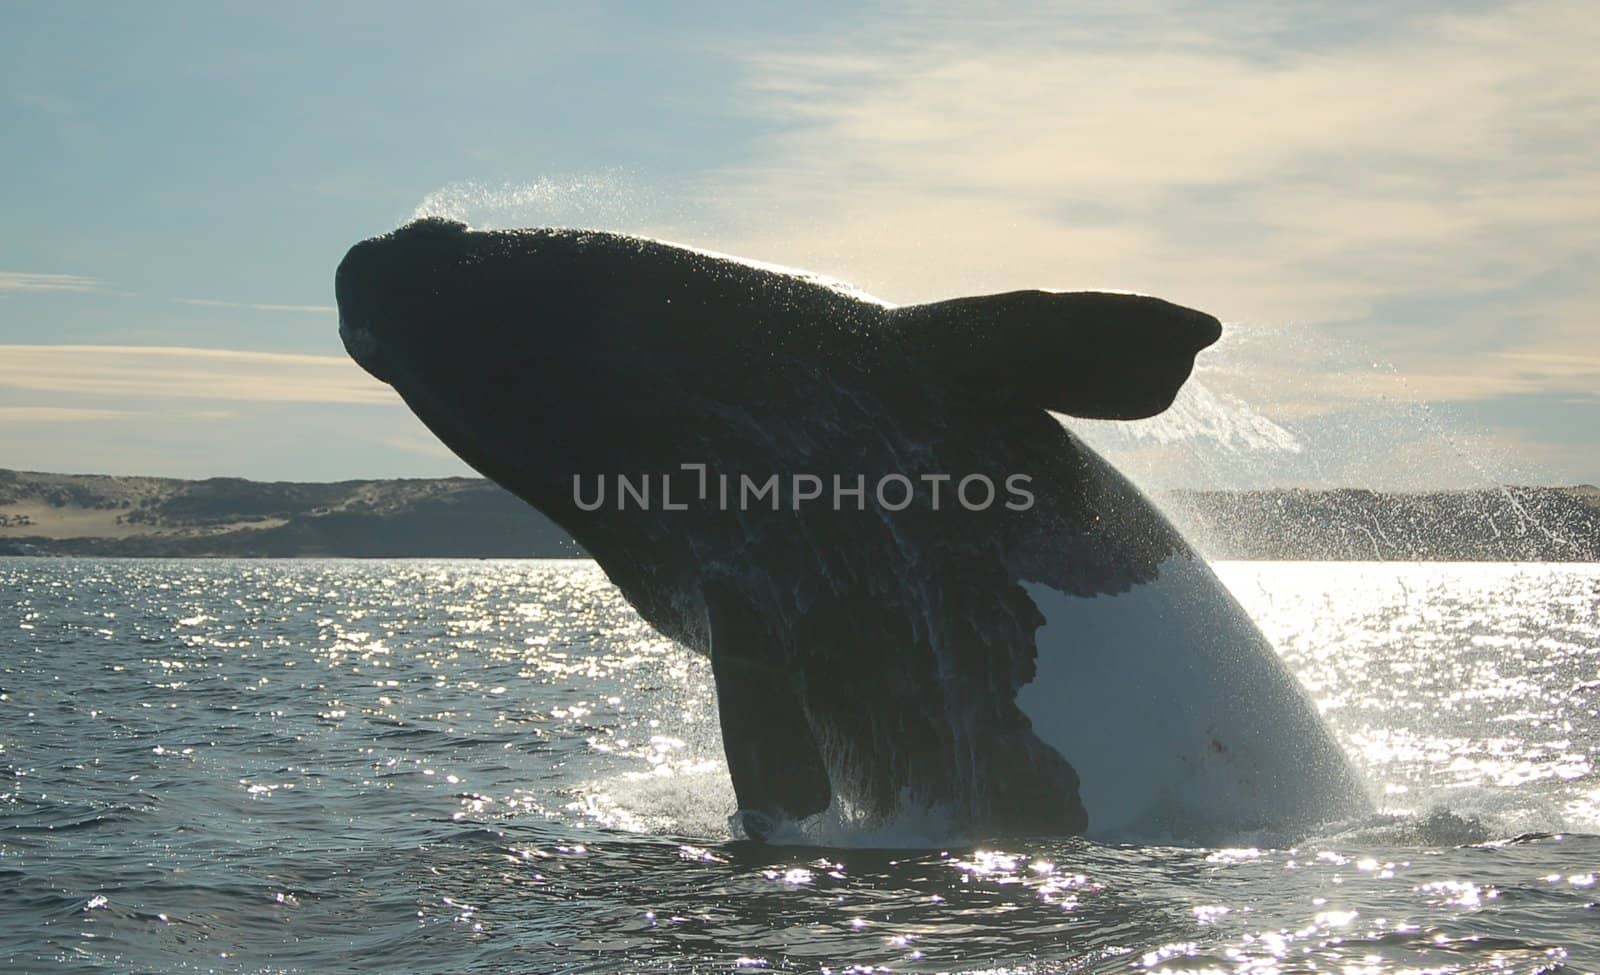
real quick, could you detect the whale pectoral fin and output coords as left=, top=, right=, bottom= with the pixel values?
left=706, top=586, right=832, bottom=837
left=894, top=290, right=1222, bottom=420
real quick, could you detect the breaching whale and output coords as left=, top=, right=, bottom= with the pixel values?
left=335, top=217, right=1369, bottom=842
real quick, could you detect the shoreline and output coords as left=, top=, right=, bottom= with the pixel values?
left=4, top=469, right=1596, bottom=562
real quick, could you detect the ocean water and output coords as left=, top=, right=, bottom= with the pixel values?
left=1, top=557, right=1596, bottom=974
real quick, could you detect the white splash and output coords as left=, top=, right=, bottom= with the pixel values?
left=411, top=174, right=666, bottom=230
left=1076, top=378, right=1302, bottom=454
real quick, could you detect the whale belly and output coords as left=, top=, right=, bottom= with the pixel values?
left=1016, top=555, right=1364, bottom=841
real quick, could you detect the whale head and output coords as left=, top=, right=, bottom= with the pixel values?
left=335, top=217, right=695, bottom=492
left=336, top=217, right=521, bottom=387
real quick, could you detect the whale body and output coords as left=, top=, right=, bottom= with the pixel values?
left=335, top=217, right=1368, bottom=842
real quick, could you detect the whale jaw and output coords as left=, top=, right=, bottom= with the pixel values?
left=337, top=317, right=389, bottom=383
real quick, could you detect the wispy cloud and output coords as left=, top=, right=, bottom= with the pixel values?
left=0, top=406, right=133, bottom=422
left=0, top=345, right=392, bottom=404
left=373, top=430, right=466, bottom=460
left=0, top=406, right=240, bottom=424
left=177, top=298, right=335, bottom=314
left=0, top=346, right=466, bottom=481
left=647, top=0, right=1600, bottom=492
left=703, top=0, right=1599, bottom=407
left=0, top=271, right=99, bottom=293
left=723, top=0, right=1587, bottom=300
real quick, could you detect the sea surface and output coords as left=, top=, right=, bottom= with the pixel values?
left=1, top=557, right=1596, bottom=974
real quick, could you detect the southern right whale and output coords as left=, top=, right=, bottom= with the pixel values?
left=335, top=217, right=1370, bottom=842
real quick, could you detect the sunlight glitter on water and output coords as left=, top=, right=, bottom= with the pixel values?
left=2, top=557, right=1597, bottom=973
left=1213, top=561, right=1600, bottom=836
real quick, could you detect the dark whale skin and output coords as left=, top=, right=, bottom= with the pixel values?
left=334, top=217, right=1238, bottom=839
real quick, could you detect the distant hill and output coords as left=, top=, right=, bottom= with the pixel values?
left=0, top=469, right=578, bottom=558
left=1, top=469, right=1596, bottom=560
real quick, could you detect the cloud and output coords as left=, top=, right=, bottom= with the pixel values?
left=0, top=345, right=471, bottom=481
left=698, top=0, right=1598, bottom=391
left=0, top=345, right=392, bottom=404
left=726, top=0, right=1587, bottom=300
left=177, top=298, right=336, bottom=314
left=0, top=274, right=331, bottom=312
left=0, top=271, right=98, bottom=293
left=0, top=406, right=239, bottom=424
left=373, top=430, right=467, bottom=461
left=672, top=0, right=1600, bottom=490
left=0, top=406, right=133, bottom=422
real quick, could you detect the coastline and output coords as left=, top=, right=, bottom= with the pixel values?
left=3, top=469, right=1596, bottom=561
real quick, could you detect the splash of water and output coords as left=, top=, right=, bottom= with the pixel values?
left=411, top=174, right=679, bottom=232
left=1063, top=319, right=1590, bottom=559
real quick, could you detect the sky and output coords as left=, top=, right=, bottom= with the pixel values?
left=1, top=1, right=1595, bottom=489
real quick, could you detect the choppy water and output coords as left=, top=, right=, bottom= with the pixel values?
left=1, top=557, right=1596, bottom=973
